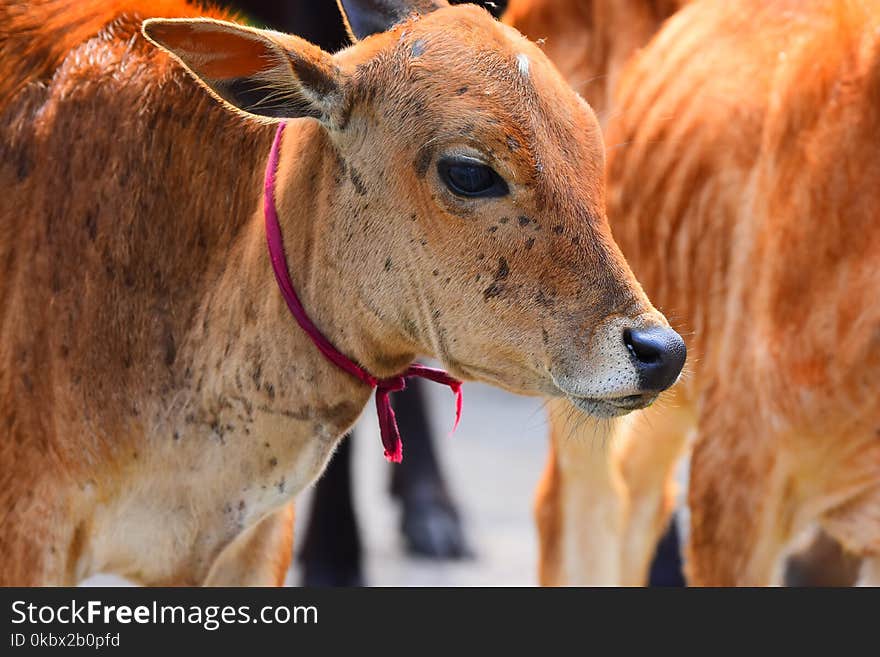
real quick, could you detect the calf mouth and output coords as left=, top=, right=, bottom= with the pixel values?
left=567, top=392, right=659, bottom=418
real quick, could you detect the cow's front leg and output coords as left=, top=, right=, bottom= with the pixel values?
left=535, top=398, right=626, bottom=586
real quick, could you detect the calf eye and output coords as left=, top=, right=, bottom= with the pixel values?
left=438, top=156, right=509, bottom=198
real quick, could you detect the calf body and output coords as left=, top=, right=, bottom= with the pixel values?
left=515, top=0, right=880, bottom=585
left=636, top=0, right=880, bottom=584
left=0, top=10, right=363, bottom=583
left=1, top=0, right=679, bottom=585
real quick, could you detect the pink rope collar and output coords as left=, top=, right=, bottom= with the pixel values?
left=263, top=123, right=462, bottom=462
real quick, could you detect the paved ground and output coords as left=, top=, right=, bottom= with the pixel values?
left=82, top=382, right=550, bottom=587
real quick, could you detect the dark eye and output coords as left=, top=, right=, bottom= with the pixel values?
left=437, top=157, right=509, bottom=198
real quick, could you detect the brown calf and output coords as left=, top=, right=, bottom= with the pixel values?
left=514, top=0, right=880, bottom=585
left=0, top=0, right=683, bottom=585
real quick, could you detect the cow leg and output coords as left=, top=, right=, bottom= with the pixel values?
left=390, top=378, right=470, bottom=558
left=297, top=434, right=364, bottom=586
left=616, top=394, right=693, bottom=586
left=685, top=403, right=797, bottom=586
left=647, top=517, right=686, bottom=586
left=204, top=503, right=295, bottom=586
left=535, top=398, right=626, bottom=585
left=536, top=394, right=692, bottom=586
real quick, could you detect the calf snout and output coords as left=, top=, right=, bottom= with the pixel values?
left=623, top=326, right=686, bottom=392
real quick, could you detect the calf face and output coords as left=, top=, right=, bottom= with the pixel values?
left=144, top=0, right=684, bottom=417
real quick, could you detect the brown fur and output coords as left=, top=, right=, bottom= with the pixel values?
left=518, top=0, right=880, bottom=585
left=0, top=0, right=672, bottom=584
left=534, top=427, right=562, bottom=586
left=505, top=0, right=688, bottom=119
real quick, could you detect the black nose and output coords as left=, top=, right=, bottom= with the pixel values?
left=623, top=327, right=687, bottom=393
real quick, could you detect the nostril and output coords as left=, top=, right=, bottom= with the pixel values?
left=623, top=328, right=663, bottom=365
left=623, top=326, right=687, bottom=393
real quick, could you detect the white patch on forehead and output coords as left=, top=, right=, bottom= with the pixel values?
left=516, top=53, right=530, bottom=78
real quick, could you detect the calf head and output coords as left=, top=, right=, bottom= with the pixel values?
left=143, top=0, right=684, bottom=417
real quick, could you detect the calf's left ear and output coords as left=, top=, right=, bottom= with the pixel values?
left=143, top=18, right=344, bottom=124
left=337, top=0, right=450, bottom=41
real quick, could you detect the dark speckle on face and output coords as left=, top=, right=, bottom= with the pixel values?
left=525, top=237, right=535, bottom=250
left=483, top=282, right=504, bottom=300
left=495, top=257, right=510, bottom=281
left=518, top=215, right=531, bottom=227
left=455, top=86, right=468, bottom=95
left=349, top=167, right=367, bottom=196
left=552, top=225, right=564, bottom=235
left=402, top=318, right=419, bottom=339
left=483, top=256, right=510, bottom=300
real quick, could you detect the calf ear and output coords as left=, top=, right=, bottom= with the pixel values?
left=143, top=18, right=343, bottom=124
left=337, top=0, right=449, bottom=41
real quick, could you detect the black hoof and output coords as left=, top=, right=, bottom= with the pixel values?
left=400, top=493, right=472, bottom=560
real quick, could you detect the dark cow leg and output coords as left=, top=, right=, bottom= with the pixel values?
left=297, top=434, right=364, bottom=587
left=647, top=515, right=686, bottom=587
left=390, top=379, right=471, bottom=559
